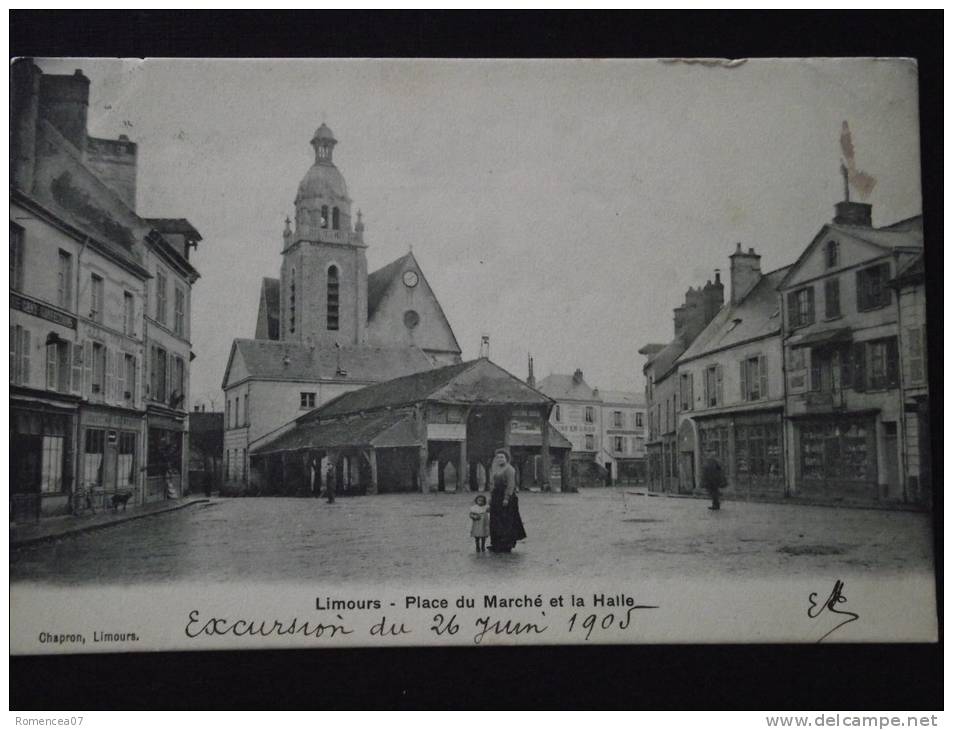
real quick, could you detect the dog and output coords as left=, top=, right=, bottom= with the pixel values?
left=111, top=491, right=133, bottom=512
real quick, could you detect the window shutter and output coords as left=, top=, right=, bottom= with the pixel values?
left=10, top=325, right=17, bottom=383
left=688, top=372, right=693, bottom=408
left=739, top=359, right=748, bottom=402
left=853, top=342, right=866, bottom=392
left=856, top=271, right=866, bottom=311
left=105, top=347, right=114, bottom=402
left=165, top=352, right=172, bottom=404
left=702, top=370, right=709, bottom=406
left=21, top=328, right=31, bottom=384
left=716, top=365, right=724, bottom=405
left=759, top=355, right=768, bottom=400
left=806, top=288, right=815, bottom=324
left=83, top=341, right=92, bottom=398
left=886, top=337, right=899, bottom=387
left=786, top=292, right=797, bottom=328
left=71, top=342, right=83, bottom=394
left=46, top=343, right=57, bottom=390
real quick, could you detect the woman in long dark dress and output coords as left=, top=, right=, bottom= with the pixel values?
left=488, top=448, right=526, bottom=553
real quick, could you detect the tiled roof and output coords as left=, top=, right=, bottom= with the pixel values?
left=679, top=266, right=791, bottom=363
left=145, top=218, right=203, bottom=240
left=307, top=358, right=554, bottom=420
left=253, top=409, right=416, bottom=455
left=599, top=390, right=645, bottom=407
left=230, top=339, right=434, bottom=384
left=367, top=252, right=411, bottom=318
left=643, top=338, right=688, bottom=380
left=832, top=223, right=923, bottom=251
left=536, top=374, right=599, bottom=402
left=879, top=215, right=923, bottom=233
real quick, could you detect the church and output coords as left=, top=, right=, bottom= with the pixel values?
left=221, top=124, right=461, bottom=490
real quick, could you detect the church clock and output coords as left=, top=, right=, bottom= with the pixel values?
left=402, top=270, right=419, bottom=288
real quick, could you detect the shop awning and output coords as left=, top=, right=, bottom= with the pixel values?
left=252, top=409, right=418, bottom=456
left=787, top=327, right=852, bottom=348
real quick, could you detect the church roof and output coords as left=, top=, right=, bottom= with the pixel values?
left=311, top=123, right=336, bottom=143
left=296, top=162, right=349, bottom=202
left=367, top=252, right=412, bottom=318
left=224, top=339, right=434, bottom=388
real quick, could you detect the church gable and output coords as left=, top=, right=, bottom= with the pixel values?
left=365, top=252, right=461, bottom=359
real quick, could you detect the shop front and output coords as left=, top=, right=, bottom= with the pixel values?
left=78, top=405, right=145, bottom=510
left=695, top=410, right=784, bottom=498
left=146, top=409, right=187, bottom=501
left=792, top=413, right=879, bottom=502
left=10, top=397, right=78, bottom=520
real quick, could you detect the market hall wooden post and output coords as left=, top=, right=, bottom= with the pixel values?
left=417, top=404, right=430, bottom=493
left=458, top=435, right=468, bottom=493
left=367, top=447, right=379, bottom=495
left=540, top=406, right=552, bottom=492
left=561, top=448, right=573, bottom=492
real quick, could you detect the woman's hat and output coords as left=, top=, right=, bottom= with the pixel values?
left=493, top=447, right=511, bottom=460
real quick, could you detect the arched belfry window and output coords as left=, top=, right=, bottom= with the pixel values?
left=318, top=144, right=330, bottom=161
left=289, top=268, right=296, bottom=333
left=332, top=207, right=340, bottom=231
left=327, top=265, right=340, bottom=331
left=321, top=206, right=329, bottom=229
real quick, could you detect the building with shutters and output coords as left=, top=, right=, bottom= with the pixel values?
left=640, top=276, right=724, bottom=493
left=10, top=61, right=202, bottom=519
left=779, top=201, right=923, bottom=503
left=221, top=123, right=461, bottom=490
left=674, top=245, right=790, bottom=499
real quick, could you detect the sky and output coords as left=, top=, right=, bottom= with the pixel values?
left=35, top=58, right=923, bottom=408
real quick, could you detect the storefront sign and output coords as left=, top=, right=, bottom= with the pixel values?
left=11, top=293, right=77, bottom=329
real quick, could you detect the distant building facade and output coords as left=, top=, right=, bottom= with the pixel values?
left=536, top=369, right=646, bottom=485
left=640, top=276, right=724, bottom=493
left=222, top=124, right=461, bottom=490
left=10, top=61, right=201, bottom=520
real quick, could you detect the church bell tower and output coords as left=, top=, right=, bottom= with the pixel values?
left=279, top=123, right=368, bottom=347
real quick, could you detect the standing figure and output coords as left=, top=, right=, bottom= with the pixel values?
left=488, top=448, right=526, bottom=553
left=469, top=495, right=490, bottom=553
left=702, top=456, right=726, bottom=511
left=325, top=462, right=336, bottom=504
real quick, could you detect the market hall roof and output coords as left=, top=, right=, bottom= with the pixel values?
left=306, top=357, right=556, bottom=421
left=222, top=339, right=434, bottom=389
left=253, top=408, right=418, bottom=455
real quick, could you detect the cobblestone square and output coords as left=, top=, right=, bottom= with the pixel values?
left=10, top=489, right=934, bottom=587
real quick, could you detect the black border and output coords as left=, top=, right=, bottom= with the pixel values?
left=9, top=10, right=942, bottom=711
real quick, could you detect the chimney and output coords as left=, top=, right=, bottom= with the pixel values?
left=479, top=334, right=490, bottom=359
left=673, top=305, right=686, bottom=338
left=38, top=68, right=90, bottom=153
left=704, top=269, right=725, bottom=320
left=573, top=368, right=584, bottom=384
left=833, top=201, right=872, bottom=227
left=11, top=59, right=41, bottom=192
left=729, top=243, right=762, bottom=305
left=527, top=354, right=536, bottom=388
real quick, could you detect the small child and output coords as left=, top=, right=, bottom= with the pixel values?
left=469, top=495, right=489, bottom=553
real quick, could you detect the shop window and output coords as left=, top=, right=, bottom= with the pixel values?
left=800, top=421, right=873, bottom=483
left=300, top=392, right=316, bottom=409
left=83, top=428, right=106, bottom=488
left=787, top=286, right=815, bottom=329
left=40, top=434, right=65, bottom=493
left=856, top=263, right=891, bottom=311
left=118, top=432, right=137, bottom=489
left=10, top=223, right=24, bottom=290
left=824, top=277, right=841, bottom=319
left=735, top=422, right=783, bottom=479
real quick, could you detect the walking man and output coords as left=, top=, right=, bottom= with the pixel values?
left=701, top=455, right=726, bottom=511
left=325, top=462, right=336, bottom=504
